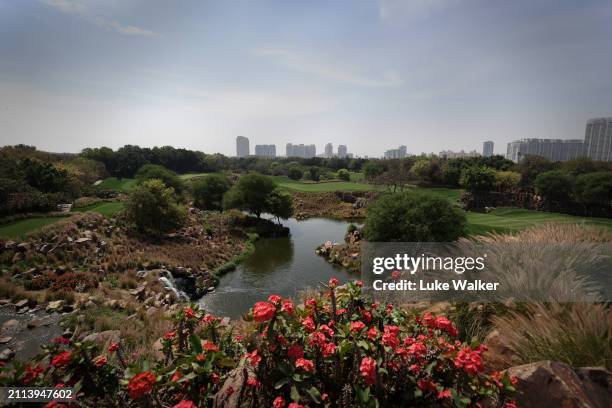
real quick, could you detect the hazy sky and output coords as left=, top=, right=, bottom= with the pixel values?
left=1, top=0, right=611, bottom=157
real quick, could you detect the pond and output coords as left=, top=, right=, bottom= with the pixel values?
left=198, top=217, right=357, bottom=318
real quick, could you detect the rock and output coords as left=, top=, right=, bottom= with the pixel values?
left=136, top=270, right=149, bottom=279
left=82, top=330, right=120, bottom=345
left=75, top=237, right=92, bottom=244
left=16, top=243, right=29, bottom=252
left=0, top=337, right=12, bottom=344
left=1, top=319, right=19, bottom=332
left=214, top=366, right=261, bottom=408
left=130, top=286, right=146, bottom=300
left=483, top=329, right=519, bottom=372
left=105, top=300, right=119, bottom=309
left=46, top=300, right=65, bottom=313
left=507, top=361, right=612, bottom=408
left=27, top=319, right=43, bottom=329
left=0, top=299, right=10, bottom=305
left=11, top=252, right=23, bottom=263
left=145, top=307, right=159, bottom=317
left=0, top=348, right=15, bottom=361
left=14, top=299, right=29, bottom=309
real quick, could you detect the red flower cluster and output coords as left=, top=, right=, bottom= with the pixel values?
left=295, top=358, right=314, bottom=372
left=128, top=371, right=157, bottom=399
left=454, top=346, right=485, bottom=375
left=359, top=357, right=377, bottom=385
left=252, top=301, right=276, bottom=322
left=51, top=352, right=71, bottom=368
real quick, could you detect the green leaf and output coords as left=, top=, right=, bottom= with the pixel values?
left=274, top=378, right=290, bottom=389
left=306, top=386, right=321, bottom=404
left=290, top=385, right=300, bottom=402
left=189, top=335, right=203, bottom=353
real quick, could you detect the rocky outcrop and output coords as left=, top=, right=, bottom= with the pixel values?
left=213, top=366, right=262, bottom=408
left=507, top=361, right=611, bottom=408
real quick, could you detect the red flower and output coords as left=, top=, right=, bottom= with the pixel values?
left=183, top=307, right=196, bottom=319
left=504, top=401, right=517, bottom=408
left=203, top=341, right=220, bottom=352
left=94, top=356, right=107, bottom=367
left=295, top=358, right=314, bottom=372
left=268, top=294, right=282, bottom=304
left=301, top=316, right=316, bottom=332
left=359, top=357, right=377, bottom=385
left=171, top=371, right=183, bottom=382
left=288, top=404, right=304, bottom=408
left=408, top=342, right=427, bottom=358
left=246, top=377, right=260, bottom=387
left=454, top=347, right=484, bottom=375
left=202, top=314, right=219, bottom=324
left=173, top=400, right=197, bottom=408
left=245, top=350, right=261, bottom=366
left=417, top=379, right=437, bottom=393
left=252, top=301, right=276, bottom=322
left=108, top=343, right=120, bottom=352
left=22, top=365, right=44, bottom=385
left=322, top=342, right=336, bottom=357
left=51, top=352, right=71, bottom=368
left=273, top=396, right=286, bottom=408
left=287, top=344, right=304, bottom=359
left=308, top=331, right=327, bottom=348
left=52, top=336, right=70, bottom=345
left=367, top=327, right=379, bottom=340
left=281, top=299, right=294, bottom=315
left=164, top=331, right=177, bottom=340
left=350, top=321, right=366, bottom=333
left=437, top=389, right=453, bottom=399
left=211, top=372, right=220, bottom=384
left=305, top=298, right=316, bottom=308
left=434, top=316, right=458, bottom=337
left=361, top=310, right=372, bottom=323
left=196, top=354, right=205, bottom=362
left=45, top=402, right=66, bottom=408
left=328, top=277, right=339, bottom=288
left=391, top=270, right=401, bottom=279
left=128, top=371, right=156, bottom=399
left=355, top=280, right=363, bottom=287
left=319, top=324, right=334, bottom=337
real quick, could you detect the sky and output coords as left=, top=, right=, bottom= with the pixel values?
left=1, top=0, right=611, bottom=157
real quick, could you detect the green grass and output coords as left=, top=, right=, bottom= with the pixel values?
left=271, top=176, right=377, bottom=192
left=96, top=177, right=136, bottom=192
left=73, top=201, right=124, bottom=217
left=0, top=217, right=65, bottom=239
left=178, top=172, right=211, bottom=180
left=465, top=207, right=612, bottom=235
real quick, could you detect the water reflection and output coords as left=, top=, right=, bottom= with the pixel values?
left=199, top=217, right=354, bottom=318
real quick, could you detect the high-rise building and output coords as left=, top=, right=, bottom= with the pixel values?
left=236, top=136, right=249, bottom=158
left=325, top=143, right=333, bottom=158
left=255, top=144, right=276, bottom=157
left=384, top=145, right=408, bottom=159
left=483, top=141, right=494, bottom=157
left=286, top=143, right=293, bottom=157
left=506, top=139, right=584, bottom=163
left=584, top=117, right=612, bottom=161
left=287, top=142, right=316, bottom=158
left=338, top=145, right=347, bottom=158
left=439, top=150, right=481, bottom=159
left=305, top=144, right=316, bottom=158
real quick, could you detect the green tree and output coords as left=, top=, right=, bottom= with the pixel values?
left=495, top=171, right=522, bottom=193
left=363, top=191, right=466, bottom=242
left=267, top=190, right=294, bottom=224
left=573, top=171, right=612, bottom=207
left=459, top=166, right=496, bottom=193
left=516, top=155, right=554, bottom=186
left=410, top=159, right=439, bottom=183
left=287, top=167, right=303, bottom=180
left=363, top=161, right=384, bottom=181
left=135, top=164, right=184, bottom=195
left=308, top=167, right=321, bottom=182
left=337, top=168, right=351, bottom=181
left=534, top=170, right=573, bottom=200
left=223, top=173, right=277, bottom=218
left=124, top=179, right=186, bottom=236
left=192, top=173, right=231, bottom=211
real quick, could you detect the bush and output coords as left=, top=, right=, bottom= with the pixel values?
left=135, top=164, right=184, bottom=195
left=534, top=170, right=573, bottom=200
left=363, top=161, right=384, bottom=181
left=459, top=166, right=496, bottom=193
left=124, top=179, right=187, bottom=236
left=363, top=191, right=467, bottom=242
left=494, top=171, right=521, bottom=193
left=337, top=168, right=350, bottom=181
left=1, top=283, right=517, bottom=407
left=573, top=171, right=612, bottom=206
left=308, top=166, right=321, bottom=181
left=191, top=173, right=230, bottom=211
left=410, top=159, right=439, bottom=183
left=287, top=167, right=303, bottom=180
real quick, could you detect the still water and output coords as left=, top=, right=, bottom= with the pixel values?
left=199, top=217, right=356, bottom=318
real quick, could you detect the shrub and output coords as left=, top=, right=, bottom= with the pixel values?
left=573, top=171, right=612, bottom=206
left=363, top=191, right=467, bottom=242
left=1, top=283, right=517, bottom=407
left=191, top=173, right=230, bottom=211
left=363, top=161, right=384, bottom=181
left=124, top=179, right=187, bottom=236
left=410, top=159, right=439, bottom=183
left=494, top=171, right=521, bottom=193
left=459, top=166, right=496, bottom=193
left=135, top=164, right=184, bottom=195
left=534, top=170, right=573, bottom=200
left=288, top=167, right=303, bottom=181
left=337, top=168, right=350, bottom=181
left=308, top=166, right=321, bottom=182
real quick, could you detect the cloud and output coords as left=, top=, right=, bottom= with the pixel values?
left=253, top=48, right=402, bottom=87
left=39, top=0, right=159, bottom=37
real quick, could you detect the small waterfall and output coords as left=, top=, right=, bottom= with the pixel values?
left=158, top=270, right=190, bottom=301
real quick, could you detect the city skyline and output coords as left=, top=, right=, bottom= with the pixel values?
left=1, top=1, right=611, bottom=157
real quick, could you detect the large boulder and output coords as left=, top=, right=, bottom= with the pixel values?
left=82, top=330, right=121, bottom=345
left=213, top=366, right=263, bottom=408
left=507, top=361, right=611, bottom=408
